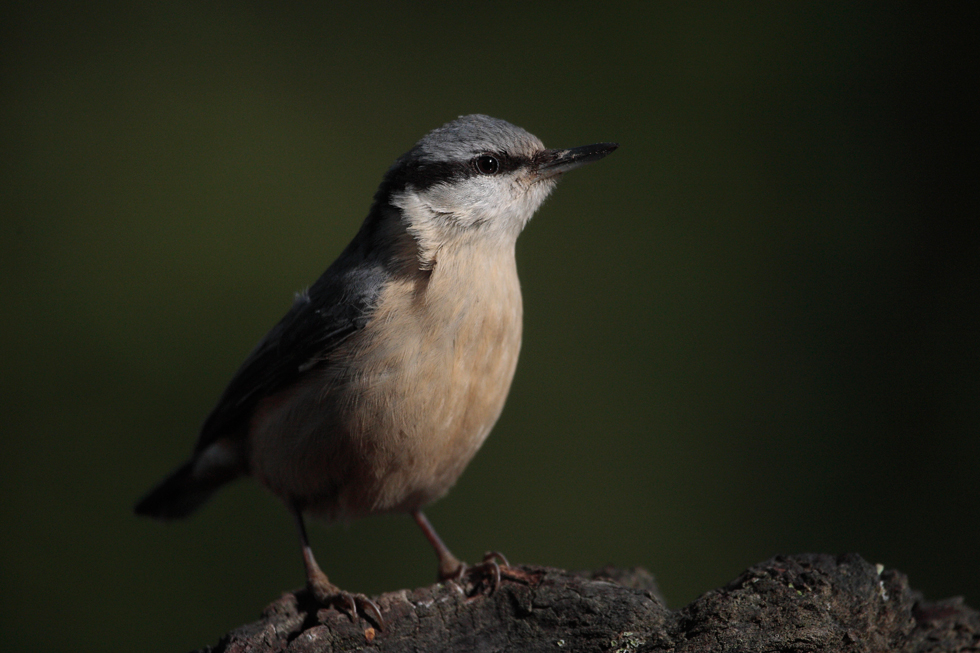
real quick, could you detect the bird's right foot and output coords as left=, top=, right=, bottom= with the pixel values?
left=308, top=574, right=385, bottom=630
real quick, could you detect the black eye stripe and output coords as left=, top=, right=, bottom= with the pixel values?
left=473, top=152, right=523, bottom=176
left=380, top=152, right=529, bottom=195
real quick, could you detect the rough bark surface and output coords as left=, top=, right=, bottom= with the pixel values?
left=196, top=553, right=979, bottom=653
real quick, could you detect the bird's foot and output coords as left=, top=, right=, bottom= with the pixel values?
left=443, top=551, right=511, bottom=597
left=308, top=574, right=385, bottom=630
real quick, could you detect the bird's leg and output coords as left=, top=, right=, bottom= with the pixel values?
left=412, top=509, right=463, bottom=579
left=412, top=509, right=508, bottom=594
left=293, top=506, right=338, bottom=597
left=291, top=504, right=384, bottom=629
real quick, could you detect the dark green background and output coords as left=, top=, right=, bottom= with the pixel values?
left=3, top=4, right=977, bottom=652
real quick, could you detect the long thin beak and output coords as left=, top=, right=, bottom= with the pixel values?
left=534, top=142, right=619, bottom=180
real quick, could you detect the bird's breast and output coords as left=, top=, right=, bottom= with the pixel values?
left=249, top=246, right=524, bottom=519
left=347, top=248, right=524, bottom=510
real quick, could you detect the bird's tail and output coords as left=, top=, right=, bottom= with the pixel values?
left=134, top=443, right=244, bottom=520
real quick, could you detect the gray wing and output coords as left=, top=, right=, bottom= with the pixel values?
left=193, top=260, right=387, bottom=454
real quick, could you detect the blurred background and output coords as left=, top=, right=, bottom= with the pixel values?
left=2, top=3, right=977, bottom=651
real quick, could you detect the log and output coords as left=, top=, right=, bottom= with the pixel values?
left=196, top=553, right=978, bottom=652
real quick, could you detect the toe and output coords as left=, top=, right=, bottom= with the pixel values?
left=353, top=593, right=385, bottom=631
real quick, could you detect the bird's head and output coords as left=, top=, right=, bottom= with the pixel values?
left=376, top=114, right=617, bottom=267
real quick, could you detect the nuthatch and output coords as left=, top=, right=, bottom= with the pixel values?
left=135, top=114, right=617, bottom=625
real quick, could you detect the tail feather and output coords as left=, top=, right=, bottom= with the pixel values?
left=134, top=453, right=242, bottom=520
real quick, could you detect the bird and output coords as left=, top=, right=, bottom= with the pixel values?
left=135, top=114, right=617, bottom=626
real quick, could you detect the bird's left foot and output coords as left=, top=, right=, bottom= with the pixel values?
left=442, top=551, right=510, bottom=596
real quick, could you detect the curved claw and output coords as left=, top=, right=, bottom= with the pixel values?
left=483, top=551, right=510, bottom=567
left=481, top=551, right=513, bottom=593
left=482, top=558, right=502, bottom=594
left=449, top=551, right=512, bottom=597
left=350, top=593, right=385, bottom=631
left=310, top=584, right=385, bottom=630
left=339, top=592, right=356, bottom=617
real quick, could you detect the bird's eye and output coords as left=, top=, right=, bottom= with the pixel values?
left=474, top=155, right=500, bottom=175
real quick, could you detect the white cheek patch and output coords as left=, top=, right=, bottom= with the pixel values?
left=390, top=171, right=557, bottom=267
left=423, top=177, right=500, bottom=227
left=390, top=189, right=445, bottom=268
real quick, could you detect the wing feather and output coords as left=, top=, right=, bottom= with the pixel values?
left=193, top=258, right=388, bottom=453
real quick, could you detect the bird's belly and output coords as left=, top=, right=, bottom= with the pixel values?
left=247, top=274, right=522, bottom=521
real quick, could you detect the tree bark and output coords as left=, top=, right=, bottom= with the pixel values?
left=196, top=553, right=978, bottom=652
